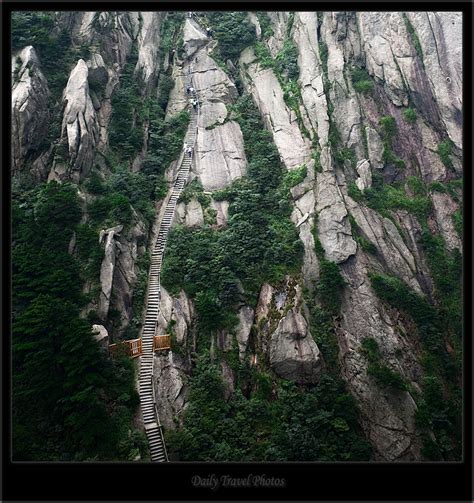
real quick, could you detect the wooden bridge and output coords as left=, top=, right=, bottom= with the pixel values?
left=108, top=335, right=171, bottom=358
left=137, top=59, right=201, bottom=462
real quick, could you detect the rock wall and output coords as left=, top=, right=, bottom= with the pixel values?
left=12, top=10, right=462, bottom=461
left=11, top=46, right=50, bottom=175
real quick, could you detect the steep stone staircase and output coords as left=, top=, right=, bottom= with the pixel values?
left=138, top=75, right=199, bottom=462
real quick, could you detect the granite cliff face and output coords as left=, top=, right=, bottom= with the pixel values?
left=12, top=10, right=462, bottom=461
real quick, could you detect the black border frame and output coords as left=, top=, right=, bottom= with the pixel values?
left=2, top=0, right=473, bottom=501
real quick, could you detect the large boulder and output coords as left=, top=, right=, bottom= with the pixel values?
left=183, top=18, right=208, bottom=58
left=98, top=225, right=123, bottom=320
left=58, top=59, right=99, bottom=182
left=11, top=46, right=50, bottom=174
left=316, top=171, right=357, bottom=264
left=269, top=310, right=323, bottom=384
left=235, top=306, right=254, bottom=360
left=152, top=352, right=189, bottom=430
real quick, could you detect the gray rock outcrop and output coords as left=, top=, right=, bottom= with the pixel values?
left=235, top=306, right=254, bottom=360
left=11, top=46, right=50, bottom=174
left=60, top=59, right=99, bottom=182
left=135, top=12, right=163, bottom=88
left=316, top=171, right=357, bottom=263
left=431, top=191, right=462, bottom=252
left=240, top=47, right=311, bottom=170
left=269, top=310, right=323, bottom=384
left=339, top=254, right=424, bottom=460
left=98, top=225, right=123, bottom=320
left=153, top=353, right=189, bottom=430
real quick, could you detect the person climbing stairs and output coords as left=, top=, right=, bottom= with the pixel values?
left=138, top=62, right=200, bottom=462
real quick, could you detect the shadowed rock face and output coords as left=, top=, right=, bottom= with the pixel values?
left=11, top=46, right=50, bottom=175
left=269, top=310, right=323, bottom=384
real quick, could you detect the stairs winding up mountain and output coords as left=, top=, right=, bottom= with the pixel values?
left=138, top=72, right=200, bottom=462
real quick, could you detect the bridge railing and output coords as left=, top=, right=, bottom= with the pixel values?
left=153, top=334, right=172, bottom=351
left=109, top=338, right=142, bottom=358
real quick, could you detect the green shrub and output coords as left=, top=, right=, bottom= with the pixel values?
left=351, top=67, right=374, bottom=95
left=348, top=181, right=363, bottom=201
left=428, top=181, right=447, bottom=194
left=157, top=74, right=175, bottom=111
left=452, top=209, right=462, bottom=238
left=254, top=41, right=274, bottom=69
left=275, top=39, right=299, bottom=80
left=109, top=44, right=148, bottom=159
left=207, top=12, right=257, bottom=61
left=403, top=14, right=423, bottom=60
left=335, top=147, right=356, bottom=168
left=406, top=176, right=426, bottom=196
left=256, top=12, right=274, bottom=39
left=85, top=171, right=107, bottom=195
left=379, top=115, right=397, bottom=141
left=281, top=164, right=307, bottom=195
left=361, top=337, right=408, bottom=392
left=438, top=140, right=453, bottom=168
left=403, top=108, right=417, bottom=123
left=319, top=40, right=329, bottom=78
left=317, top=260, right=346, bottom=314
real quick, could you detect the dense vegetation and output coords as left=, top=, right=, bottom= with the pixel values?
left=11, top=11, right=191, bottom=460
left=12, top=182, right=146, bottom=460
left=164, top=94, right=371, bottom=462
left=166, top=354, right=371, bottom=461
left=206, top=12, right=257, bottom=61
left=162, top=94, right=304, bottom=326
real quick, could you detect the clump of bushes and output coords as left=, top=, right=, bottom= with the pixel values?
left=437, top=139, right=454, bottom=168
left=379, top=115, right=406, bottom=169
left=403, top=108, right=417, bottom=123
left=351, top=67, right=374, bottom=95
left=162, top=94, right=304, bottom=331
left=360, top=338, right=408, bottom=392
left=207, top=12, right=257, bottom=61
